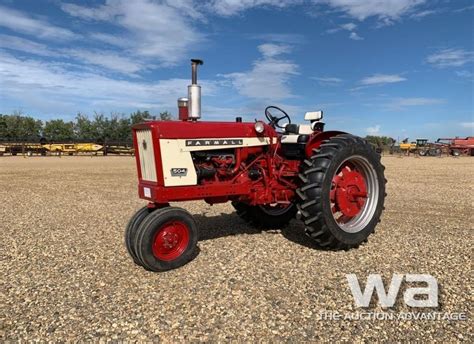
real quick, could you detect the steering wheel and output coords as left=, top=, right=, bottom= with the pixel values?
left=264, top=106, right=291, bottom=129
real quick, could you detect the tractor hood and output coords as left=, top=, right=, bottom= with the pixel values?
left=132, top=121, right=276, bottom=139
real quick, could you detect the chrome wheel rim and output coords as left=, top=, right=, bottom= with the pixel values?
left=330, top=155, right=379, bottom=233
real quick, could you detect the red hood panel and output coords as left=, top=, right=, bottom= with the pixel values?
left=133, top=121, right=275, bottom=139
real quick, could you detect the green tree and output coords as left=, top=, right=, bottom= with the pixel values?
left=0, top=115, right=6, bottom=139
left=115, top=115, right=132, bottom=141
left=91, top=112, right=109, bottom=141
left=43, top=119, right=74, bottom=141
left=74, top=113, right=95, bottom=140
left=0, top=112, right=42, bottom=140
left=365, top=135, right=395, bottom=147
left=159, top=111, right=173, bottom=121
left=106, top=113, right=131, bottom=141
left=130, top=110, right=154, bottom=125
left=0, top=110, right=175, bottom=143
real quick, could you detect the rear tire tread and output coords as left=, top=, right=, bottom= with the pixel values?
left=296, top=134, right=386, bottom=250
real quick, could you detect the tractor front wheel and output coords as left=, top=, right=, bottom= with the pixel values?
left=134, top=207, right=198, bottom=271
left=232, top=202, right=297, bottom=228
left=297, top=134, right=386, bottom=249
left=124, top=206, right=155, bottom=265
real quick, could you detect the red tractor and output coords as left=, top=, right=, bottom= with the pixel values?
left=125, top=59, right=386, bottom=271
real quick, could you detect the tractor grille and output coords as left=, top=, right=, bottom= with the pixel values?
left=136, top=129, right=157, bottom=182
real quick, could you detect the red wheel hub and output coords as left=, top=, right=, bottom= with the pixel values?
left=152, top=221, right=190, bottom=261
left=330, top=162, right=368, bottom=224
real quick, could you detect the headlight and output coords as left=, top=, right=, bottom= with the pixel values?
left=254, top=121, right=265, bottom=133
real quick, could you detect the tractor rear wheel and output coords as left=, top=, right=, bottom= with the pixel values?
left=134, top=207, right=198, bottom=271
left=297, top=134, right=386, bottom=249
left=232, top=202, right=297, bottom=229
left=125, top=206, right=155, bottom=265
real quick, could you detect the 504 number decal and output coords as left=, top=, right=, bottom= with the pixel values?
left=171, top=168, right=188, bottom=176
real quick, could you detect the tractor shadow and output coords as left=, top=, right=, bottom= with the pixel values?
left=193, top=212, right=320, bottom=249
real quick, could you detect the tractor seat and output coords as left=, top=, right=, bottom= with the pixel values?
left=281, top=123, right=313, bottom=144
left=280, top=111, right=323, bottom=155
left=284, top=123, right=313, bottom=135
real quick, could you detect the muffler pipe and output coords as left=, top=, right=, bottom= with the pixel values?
left=191, top=60, right=201, bottom=84
left=188, top=59, right=203, bottom=120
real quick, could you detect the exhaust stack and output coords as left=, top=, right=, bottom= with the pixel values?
left=188, top=59, right=203, bottom=120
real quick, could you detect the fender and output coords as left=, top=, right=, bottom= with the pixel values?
left=305, top=130, right=347, bottom=158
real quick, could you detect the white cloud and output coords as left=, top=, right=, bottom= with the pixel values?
left=222, top=44, right=298, bottom=100
left=411, top=9, right=439, bottom=18
left=327, top=22, right=363, bottom=40
left=167, top=0, right=207, bottom=21
left=60, top=2, right=119, bottom=21
left=366, top=125, right=381, bottom=135
left=0, top=5, right=77, bottom=40
left=258, top=43, right=291, bottom=57
left=316, top=0, right=426, bottom=22
left=359, top=74, right=406, bottom=86
left=387, top=97, right=445, bottom=109
left=251, top=33, right=306, bottom=44
left=0, top=34, right=56, bottom=57
left=62, top=0, right=205, bottom=22
left=61, top=0, right=204, bottom=65
left=327, top=22, right=358, bottom=33
left=88, top=33, right=130, bottom=48
left=207, top=0, right=427, bottom=21
left=0, top=34, right=146, bottom=76
left=63, top=49, right=147, bottom=75
left=326, top=27, right=342, bottom=34
left=312, top=76, right=343, bottom=86
left=453, top=5, right=474, bottom=13
left=62, top=0, right=297, bottom=20
left=208, top=0, right=296, bottom=16
left=0, top=52, right=220, bottom=115
left=460, top=122, right=474, bottom=129
left=455, top=70, right=473, bottom=78
left=349, top=32, right=363, bottom=40
left=341, top=23, right=357, bottom=31
left=426, top=49, right=474, bottom=68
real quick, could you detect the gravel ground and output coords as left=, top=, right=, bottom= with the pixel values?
left=1, top=156, right=472, bottom=342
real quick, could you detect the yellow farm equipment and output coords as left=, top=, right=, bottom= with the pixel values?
left=42, top=143, right=103, bottom=155
left=399, top=138, right=430, bottom=153
left=399, top=138, right=442, bottom=156
left=0, top=139, right=136, bottom=156
left=399, top=140, right=417, bottom=153
left=1, top=142, right=45, bottom=156
left=103, top=143, right=134, bottom=155
left=0, top=142, right=103, bottom=156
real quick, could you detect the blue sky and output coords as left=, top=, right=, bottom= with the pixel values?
left=0, top=0, right=472, bottom=140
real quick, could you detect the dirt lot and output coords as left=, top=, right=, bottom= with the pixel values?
left=1, top=156, right=472, bottom=342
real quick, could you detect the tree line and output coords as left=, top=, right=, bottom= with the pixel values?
left=364, top=135, right=396, bottom=147
left=0, top=111, right=396, bottom=146
left=0, top=110, right=172, bottom=142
